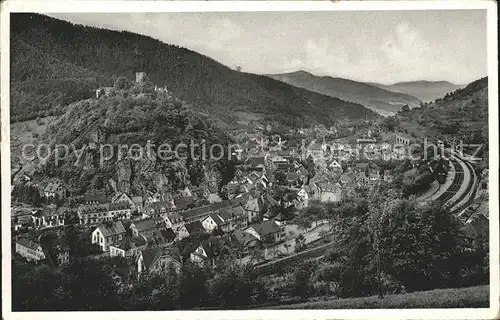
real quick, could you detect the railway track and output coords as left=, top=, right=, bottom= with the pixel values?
left=434, top=150, right=476, bottom=215
left=435, top=158, right=465, bottom=205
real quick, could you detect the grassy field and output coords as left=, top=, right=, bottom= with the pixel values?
left=268, top=285, right=489, bottom=309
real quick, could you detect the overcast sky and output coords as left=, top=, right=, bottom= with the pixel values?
left=49, top=10, right=487, bottom=85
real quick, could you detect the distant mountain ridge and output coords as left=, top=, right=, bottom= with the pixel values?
left=267, top=70, right=422, bottom=116
left=10, top=13, right=378, bottom=127
left=396, top=77, right=488, bottom=142
left=369, top=80, right=465, bottom=102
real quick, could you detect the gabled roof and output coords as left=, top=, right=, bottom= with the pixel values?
left=96, top=221, right=126, bottom=237
left=207, top=213, right=224, bottom=225
left=132, top=218, right=163, bottom=233
left=463, top=214, right=489, bottom=239
left=263, top=193, right=279, bottom=208
left=147, top=201, right=174, bottom=212
left=165, top=212, right=183, bottom=224
left=316, top=182, right=342, bottom=193
left=131, top=196, right=143, bottom=204
left=198, top=237, right=225, bottom=259
left=244, top=197, right=261, bottom=212
left=140, top=246, right=181, bottom=270
left=249, top=220, right=280, bottom=237
left=32, top=204, right=58, bottom=217
left=112, top=235, right=147, bottom=251
left=179, top=205, right=214, bottom=220
left=232, top=229, right=260, bottom=247
left=84, top=192, right=108, bottom=204
left=147, top=228, right=176, bottom=245
left=184, top=221, right=206, bottom=234
left=216, top=210, right=232, bottom=222
left=17, top=238, right=42, bottom=251
left=245, top=156, right=265, bottom=167
left=174, top=196, right=195, bottom=211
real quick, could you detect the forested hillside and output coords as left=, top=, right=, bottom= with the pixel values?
left=268, top=70, right=422, bottom=116
left=370, top=80, right=465, bottom=103
left=10, top=13, right=378, bottom=126
left=395, top=77, right=488, bottom=168
left=27, top=78, right=234, bottom=196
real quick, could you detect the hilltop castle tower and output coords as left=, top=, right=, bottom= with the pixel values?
left=134, top=39, right=146, bottom=83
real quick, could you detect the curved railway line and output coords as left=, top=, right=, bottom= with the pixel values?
left=434, top=150, right=478, bottom=217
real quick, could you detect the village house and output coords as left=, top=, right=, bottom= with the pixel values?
left=15, top=238, right=46, bottom=262
left=108, top=202, right=132, bottom=220
left=285, top=172, right=302, bottom=188
left=91, top=221, right=127, bottom=252
left=315, top=182, right=342, bottom=203
left=461, top=213, right=489, bottom=247
left=137, top=246, right=182, bottom=278
left=243, top=220, right=283, bottom=244
left=109, top=235, right=148, bottom=258
left=41, top=242, right=70, bottom=267
left=84, top=192, right=108, bottom=205
left=270, top=154, right=288, bottom=166
left=112, top=192, right=137, bottom=211
left=394, top=132, right=416, bottom=146
left=190, top=237, right=225, bottom=267
left=328, top=159, right=343, bottom=172
left=41, top=180, right=67, bottom=199
left=95, top=86, right=113, bottom=98
left=201, top=205, right=247, bottom=233
left=206, top=186, right=222, bottom=204
left=77, top=204, right=109, bottom=225
left=130, top=218, right=164, bottom=238
left=281, top=191, right=301, bottom=210
left=243, top=197, right=265, bottom=223
left=54, top=246, right=70, bottom=266
left=232, top=229, right=260, bottom=254
left=31, top=205, right=66, bottom=229
left=241, top=156, right=267, bottom=172
left=132, top=196, right=144, bottom=213
left=78, top=201, right=131, bottom=225
left=143, top=201, right=174, bottom=219
left=297, top=185, right=311, bottom=202
left=356, top=138, right=377, bottom=148
left=178, top=221, right=206, bottom=239
left=163, top=212, right=184, bottom=232
left=306, top=141, right=326, bottom=160
left=12, top=213, right=33, bottom=232
left=173, top=196, right=195, bottom=211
